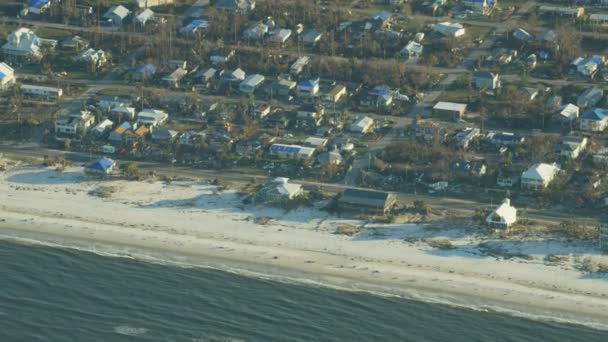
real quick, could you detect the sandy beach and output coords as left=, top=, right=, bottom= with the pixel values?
left=2, top=164, right=608, bottom=329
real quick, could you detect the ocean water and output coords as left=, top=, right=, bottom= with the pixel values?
left=1, top=239, right=608, bottom=342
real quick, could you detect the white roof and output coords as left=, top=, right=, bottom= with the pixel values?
left=433, top=101, right=467, bottom=112
left=298, top=146, right=315, bottom=157
left=522, top=163, right=560, bottom=181
left=135, top=9, right=154, bottom=24
left=137, top=108, right=168, bottom=124
left=276, top=182, right=302, bottom=197
left=304, top=137, right=327, bottom=146
left=486, top=199, right=517, bottom=225
left=2, top=28, right=40, bottom=54
left=402, top=41, right=423, bottom=54
left=558, top=103, right=579, bottom=119
left=104, top=5, right=131, bottom=19
left=241, top=74, right=265, bottom=87
left=0, top=62, right=14, bottom=78
left=354, top=116, right=374, bottom=128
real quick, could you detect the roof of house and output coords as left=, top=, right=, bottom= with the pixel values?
left=298, top=78, right=319, bottom=88
left=581, top=108, right=608, bottom=121
left=221, top=68, right=246, bottom=80
left=135, top=8, right=155, bottom=23
left=339, top=188, right=393, bottom=207
left=370, top=11, right=392, bottom=23
left=0, top=62, right=14, bottom=79
left=104, top=5, right=131, bottom=19
left=87, top=158, right=115, bottom=171
left=28, top=0, right=48, bottom=8
left=317, top=151, right=342, bottom=164
left=473, top=71, right=497, bottom=79
left=433, top=101, right=467, bottom=112
left=487, top=198, right=517, bottom=225
left=558, top=103, right=579, bottom=118
left=522, top=163, right=560, bottom=181
left=133, top=63, right=157, bottom=74
left=241, top=74, right=265, bottom=87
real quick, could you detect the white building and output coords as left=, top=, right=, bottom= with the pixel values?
left=103, top=5, right=131, bottom=27
left=54, top=110, right=94, bottom=136
left=556, top=103, right=579, bottom=122
left=239, top=74, right=265, bottom=94
left=350, top=116, right=375, bottom=134
left=399, top=41, right=423, bottom=59
left=434, top=22, right=465, bottom=37
left=136, top=109, right=168, bottom=127
left=134, top=9, right=155, bottom=26
left=79, top=48, right=107, bottom=67
left=521, top=163, right=560, bottom=190
left=290, top=56, right=309, bottom=75
left=2, top=28, right=41, bottom=60
left=256, top=177, right=303, bottom=203
left=486, top=198, right=517, bottom=229
left=0, top=62, right=15, bottom=90
left=297, top=78, right=320, bottom=97
left=134, top=0, right=174, bottom=8
left=21, top=84, right=62, bottom=98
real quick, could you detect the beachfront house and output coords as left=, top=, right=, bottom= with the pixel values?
left=2, top=28, right=42, bottom=61
left=0, top=62, right=15, bottom=90
left=54, top=110, right=94, bottom=137
left=338, top=189, right=396, bottom=215
left=255, top=177, right=303, bottom=204
left=85, top=158, right=115, bottom=175
left=136, top=109, right=168, bottom=127
left=521, top=163, right=560, bottom=190
left=486, top=198, right=517, bottom=229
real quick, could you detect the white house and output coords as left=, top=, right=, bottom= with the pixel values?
left=434, top=22, right=465, bottom=37
left=103, top=5, right=131, bottom=27
left=350, top=116, right=375, bottom=134
left=486, top=198, right=517, bottom=229
left=21, top=84, right=62, bottom=98
left=135, top=9, right=155, bottom=26
left=136, top=109, right=168, bottom=127
left=239, top=74, right=265, bottom=94
left=255, top=177, right=303, bottom=203
left=79, top=48, right=107, bottom=67
left=0, top=62, right=15, bottom=90
left=290, top=56, right=309, bottom=75
left=521, top=163, right=560, bottom=190
left=54, top=110, right=94, bottom=136
left=555, top=103, right=579, bottom=123
left=162, top=68, right=187, bottom=88
left=399, top=41, right=423, bottom=59
left=580, top=108, right=608, bottom=132
left=555, top=135, right=587, bottom=159
left=2, top=28, right=41, bottom=60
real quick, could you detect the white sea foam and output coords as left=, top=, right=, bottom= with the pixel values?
left=113, top=325, right=148, bottom=336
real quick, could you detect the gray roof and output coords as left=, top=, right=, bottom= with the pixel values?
left=339, top=189, right=394, bottom=208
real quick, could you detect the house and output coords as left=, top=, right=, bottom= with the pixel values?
left=195, top=67, right=216, bottom=88
left=571, top=56, right=602, bottom=77
left=255, top=103, right=271, bottom=119
left=450, top=159, right=487, bottom=178
left=124, top=126, right=149, bottom=144
left=109, top=122, right=133, bottom=143
left=85, top=158, right=115, bottom=175
left=255, top=177, right=303, bottom=203
left=21, top=84, right=62, bottom=98
left=580, top=108, right=608, bottom=132
left=463, top=0, right=496, bottom=15
left=497, top=169, right=520, bottom=187
left=538, top=5, right=584, bottom=18
left=131, top=64, right=157, bottom=81
left=134, top=9, right=155, bottom=27
left=486, top=198, right=517, bottom=229
left=365, top=86, right=393, bottom=108
left=555, top=103, right=579, bottom=123
left=520, top=87, right=539, bottom=101
left=455, top=127, right=480, bottom=150
left=275, top=78, right=296, bottom=96
left=399, top=41, right=423, bottom=59
left=414, top=32, right=425, bottom=42
left=521, top=163, right=560, bottom=190
left=134, top=0, right=174, bottom=8
left=221, top=68, right=246, bottom=83
left=79, top=49, right=107, bottom=67
left=243, top=22, right=268, bottom=40
left=54, top=110, right=94, bottom=136
left=162, top=68, right=187, bottom=88
left=91, top=119, right=114, bottom=137
left=137, top=109, right=168, bottom=127
left=270, top=29, right=292, bottom=45
left=593, top=147, right=608, bottom=166
left=537, top=29, right=557, bottom=43
left=0, top=63, right=15, bottom=90
left=180, top=19, right=209, bottom=36
left=350, top=116, right=375, bottom=134
left=296, top=104, right=325, bottom=128
left=304, top=137, right=327, bottom=148
left=239, top=74, right=265, bottom=94
left=433, top=102, right=467, bottom=120
left=27, top=0, right=51, bottom=15
left=546, top=95, right=562, bottom=112
left=338, top=189, right=396, bottom=215
left=102, top=5, right=131, bottom=27
left=168, top=59, right=187, bottom=70
left=486, top=131, right=524, bottom=146
left=317, top=151, right=343, bottom=166
left=182, top=0, right=210, bottom=18
left=269, top=144, right=315, bottom=159
left=215, top=0, right=256, bottom=13
left=297, top=78, right=320, bottom=97
left=323, top=84, right=347, bottom=103
left=576, top=87, right=603, bottom=108
left=434, top=22, right=465, bottom=37
left=301, top=29, right=322, bottom=46
left=369, top=11, right=393, bottom=28
left=590, top=14, right=608, bottom=25
left=290, top=56, right=310, bottom=76
left=110, top=106, right=136, bottom=121
left=410, top=118, right=441, bottom=143
left=60, top=35, right=89, bottom=50
left=526, top=54, right=538, bottom=69
left=2, top=28, right=41, bottom=60
left=473, top=71, right=500, bottom=90
left=151, top=128, right=178, bottom=143
left=555, top=135, right=587, bottom=159
left=513, top=28, right=533, bottom=41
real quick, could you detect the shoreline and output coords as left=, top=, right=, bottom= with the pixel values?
left=2, top=211, right=608, bottom=331
left=1, top=165, right=608, bottom=330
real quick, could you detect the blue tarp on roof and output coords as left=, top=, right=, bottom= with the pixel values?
left=133, top=64, right=156, bottom=75
left=185, top=19, right=208, bottom=31
left=0, top=71, right=5, bottom=80
left=369, top=86, right=391, bottom=97
left=582, top=108, right=608, bottom=121
left=28, top=0, right=48, bottom=8
left=371, top=11, right=392, bottom=23
left=589, top=55, right=602, bottom=66
left=298, top=79, right=318, bottom=88
left=87, top=158, right=114, bottom=172
left=270, top=144, right=300, bottom=154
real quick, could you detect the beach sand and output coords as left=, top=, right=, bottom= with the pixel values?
left=1, top=165, right=608, bottom=328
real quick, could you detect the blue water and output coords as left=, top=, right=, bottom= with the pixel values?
left=1, top=239, right=607, bottom=341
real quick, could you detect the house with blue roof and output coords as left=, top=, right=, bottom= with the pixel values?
left=580, top=108, right=608, bottom=132
left=180, top=19, right=209, bottom=36
left=0, top=62, right=15, bottom=90
left=369, top=12, right=392, bottom=28
left=28, top=0, right=51, bottom=15
left=270, top=143, right=315, bottom=159
left=296, top=78, right=319, bottom=97
left=85, top=158, right=115, bottom=175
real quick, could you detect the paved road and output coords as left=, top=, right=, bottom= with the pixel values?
left=0, top=143, right=600, bottom=227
